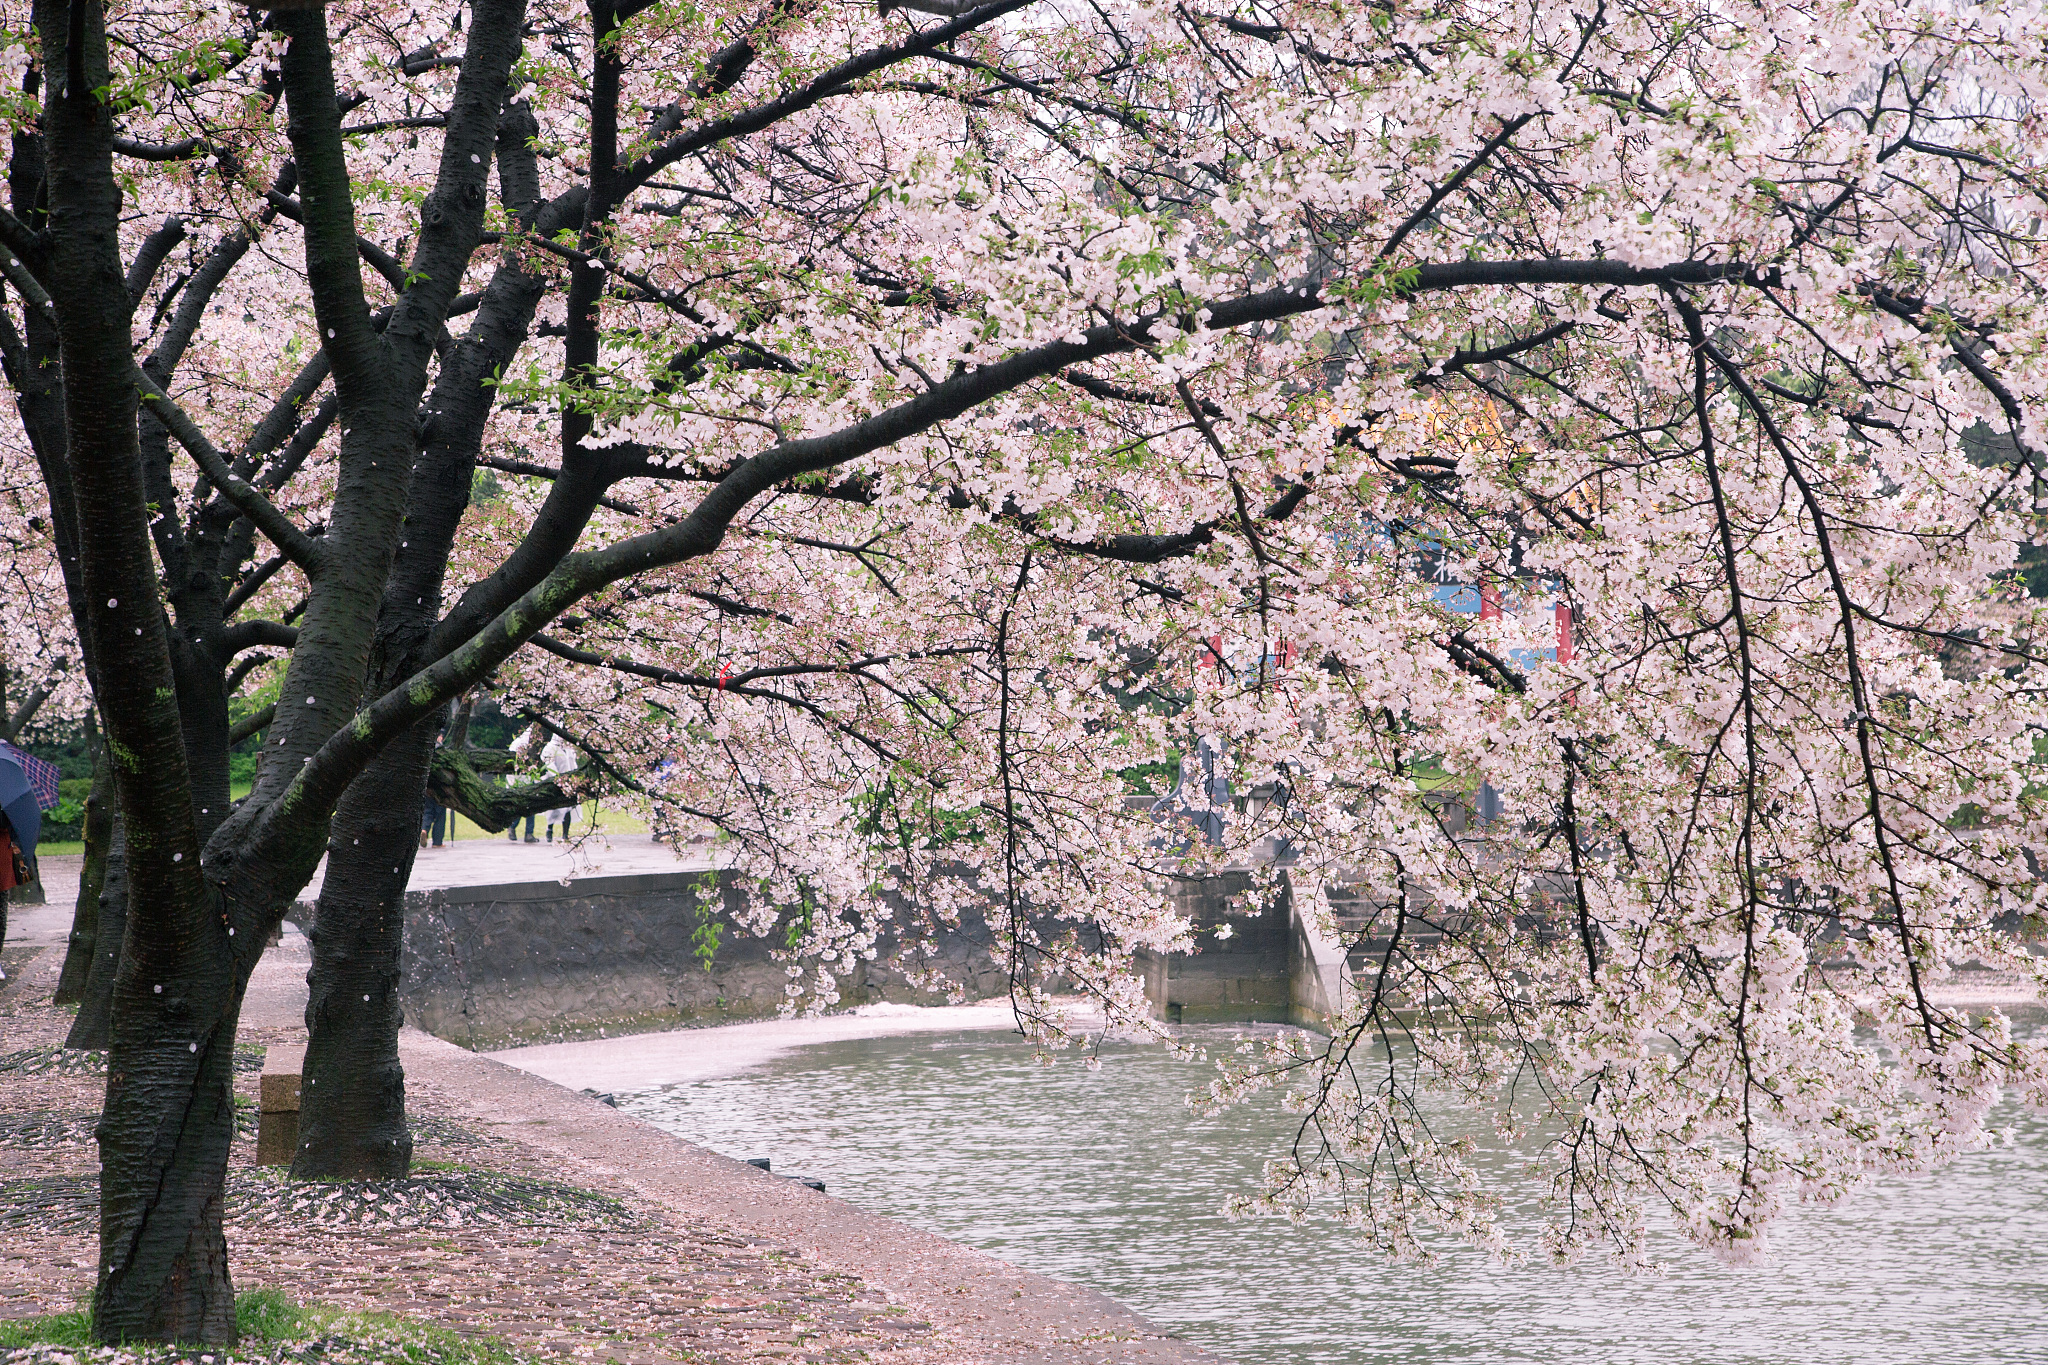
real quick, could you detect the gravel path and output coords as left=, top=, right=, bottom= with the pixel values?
left=0, top=943, right=1215, bottom=1365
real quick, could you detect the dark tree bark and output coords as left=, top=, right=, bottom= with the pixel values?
left=62, top=814, right=123, bottom=1045
left=291, top=47, right=545, bottom=1180
left=427, top=747, right=579, bottom=830
left=280, top=9, right=1061, bottom=1171
left=293, top=2, right=654, bottom=1177
left=292, top=719, right=429, bottom=1178
left=10, top=0, right=1276, bottom=1342
left=35, top=0, right=236, bottom=1338
left=0, top=34, right=112, bottom=1022
left=14, top=0, right=531, bottom=1339
left=53, top=720, right=112, bottom=1005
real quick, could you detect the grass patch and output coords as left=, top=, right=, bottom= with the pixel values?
left=0, top=1290, right=528, bottom=1365
left=0, top=1288, right=316, bottom=1350
left=236, top=1287, right=313, bottom=1341
left=335, top=1310, right=530, bottom=1365
left=0, top=1303, right=91, bottom=1349
left=441, top=798, right=645, bottom=842
left=41, top=797, right=640, bottom=856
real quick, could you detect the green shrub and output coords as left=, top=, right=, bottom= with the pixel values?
left=40, top=797, right=85, bottom=842
left=1117, top=759, right=1179, bottom=796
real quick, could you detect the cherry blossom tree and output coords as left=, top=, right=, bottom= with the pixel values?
left=0, top=499, right=86, bottom=743
left=6, top=0, right=2048, bottom=1344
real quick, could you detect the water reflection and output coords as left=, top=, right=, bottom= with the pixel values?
left=621, top=1026, right=2048, bottom=1364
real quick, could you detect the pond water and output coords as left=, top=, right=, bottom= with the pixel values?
left=619, top=1025, right=2048, bottom=1365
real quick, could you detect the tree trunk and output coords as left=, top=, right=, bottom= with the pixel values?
left=54, top=730, right=113, bottom=1005
left=35, top=0, right=236, bottom=1337
left=3, top=0, right=541, bottom=1337
left=292, top=722, right=432, bottom=1180
left=293, top=75, right=548, bottom=1179
left=64, top=816, right=124, bottom=1049
left=429, top=745, right=574, bottom=829
left=93, top=964, right=246, bottom=1343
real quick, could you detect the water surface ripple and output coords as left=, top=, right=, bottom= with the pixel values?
left=621, top=1027, right=2047, bottom=1364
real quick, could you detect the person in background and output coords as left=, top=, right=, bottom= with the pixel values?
left=0, top=810, right=27, bottom=966
left=419, top=705, right=450, bottom=848
left=507, top=722, right=541, bottom=843
left=649, top=755, right=675, bottom=843
left=541, top=731, right=580, bottom=842
left=419, top=796, right=446, bottom=848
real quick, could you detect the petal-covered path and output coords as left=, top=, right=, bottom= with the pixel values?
left=0, top=939, right=1213, bottom=1364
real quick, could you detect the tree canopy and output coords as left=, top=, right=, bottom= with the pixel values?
left=4, top=0, right=2048, bottom=1340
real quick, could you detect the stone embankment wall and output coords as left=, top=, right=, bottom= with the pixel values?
left=389, top=866, right=1346, bottom=1049
left=396, top=870, right=1011, bottom=1049
left=1135, top=871, right=1290, bottom=1022
left=1133, top=869, right=1345, bottom=1028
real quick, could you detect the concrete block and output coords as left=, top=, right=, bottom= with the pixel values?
left=256, top=1042, right=305, bottom=1167
left=256, top=1109, right=298, bottom=1166
left=259, top=1043, right=305, bottom=1111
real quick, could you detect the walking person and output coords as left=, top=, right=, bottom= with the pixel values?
left=419, top=795, right=446, bottom=848
left=0, top=810, right=28, bottom=962
left=419, top=706, right=450, bottom=848
left=0, top=740, right=56, bottom=975
left=507, top=722, right=541, bottom=843
left=541, top=731, right=580, bottom=842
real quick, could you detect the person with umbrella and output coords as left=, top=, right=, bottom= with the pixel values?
left=0, top=739, right=60, bottom=973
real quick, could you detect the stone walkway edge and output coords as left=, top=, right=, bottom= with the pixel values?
left=1, top=928, right=1218, bottom=1365
left=398, top=1025, right=1218, bottom=1365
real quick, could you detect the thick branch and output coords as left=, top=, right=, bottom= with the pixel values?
left=477, top=452, right=643, bottom=515
left=220, top=620, right=300, bottom=656
left=124, top=214, right=186, bottom=307
left=1413, top=319, right=1577, bottom=387
left=1, top=681, right=52, bottom=742
left=221, top=553, right=288, bottom=619
left=227, top=702, right=276, bottom=748
left=273, top=10, right=385, bottom=384
left=426, top=745, right=579, bottom=831
left=622, top=0, right=1035, bottom=193
left=282, top=253, right=1789, bottom=816
left=112, top=134, right=207, bottom=161
left=133, top=370, right=323, bottom=574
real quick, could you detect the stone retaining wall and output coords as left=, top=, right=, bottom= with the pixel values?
left=1133, top=869, right=1343, bottom=1027
left=396, top=870, right=1014, bottom=1049
left=393, top=866, right=1339, bottom=1049
left=1135, top=871, right=1292, bottom=1023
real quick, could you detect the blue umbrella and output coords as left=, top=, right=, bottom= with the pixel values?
left=0, top=746, right=42, bottom=852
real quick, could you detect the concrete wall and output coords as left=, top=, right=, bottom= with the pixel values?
left=1134, top=869, right=1350, bottom=1029
left=1135, top=872, right=1298, bottom=1024
left=397, top=870, right=1010, bottom=1049
left=393, top=864, right=1352, bottom=1050
left=1285, top=871, right=1346, bottom=1026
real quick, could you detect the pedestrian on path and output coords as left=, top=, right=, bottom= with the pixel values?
left=541, top=731, right=580, bottom=842
left=0, top=741, right=55, bottom=970
left=0, top=809, right=27, bottom=966
left=420, top=795, right=446, bottom=848
left=420, top=708, right=450, bottom=848
left=507, top=722, right=541, bottom=843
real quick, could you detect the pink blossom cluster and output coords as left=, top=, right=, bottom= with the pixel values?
left=4, top=0, right=2048, bottom=1267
